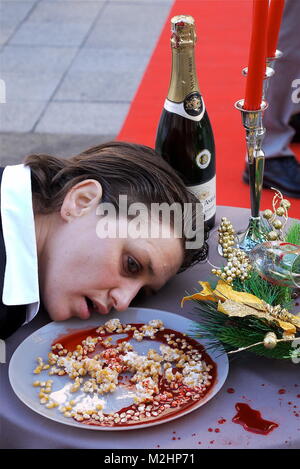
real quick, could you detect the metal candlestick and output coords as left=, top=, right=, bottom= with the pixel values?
left=235, top=99, right=269, bottom=251
left=233, top=50, right=283, bottom=252
left=242, top=66, right=274, bottom=101
left=266, top=48, right=283, bottom=69
left=265, top=49, right=283, bottom=95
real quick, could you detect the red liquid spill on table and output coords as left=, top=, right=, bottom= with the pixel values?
left=232, top=403, right=279, bottom=435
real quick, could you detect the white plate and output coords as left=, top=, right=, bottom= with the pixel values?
left=9, top=307, right=229, bottom=431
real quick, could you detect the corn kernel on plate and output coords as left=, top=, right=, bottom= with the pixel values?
left=9, top=307, right=229, bottom=430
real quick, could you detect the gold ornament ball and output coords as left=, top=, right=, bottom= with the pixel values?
left=263, top=209, right=273, bottom=220
left=272, top=219, right=283, bottom=230
left=263, top=332, right=277, bottom=349
left=276, top=207, right=285, bottom=217
left=267, top=230, right=278, bottom=241
left=280, top=199, right=291, bottom=209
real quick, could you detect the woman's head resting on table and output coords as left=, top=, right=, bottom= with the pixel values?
left=25, top=141, right=206, bottom=322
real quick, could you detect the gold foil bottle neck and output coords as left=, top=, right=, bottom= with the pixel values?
left=167, top=15, right=199, bottom=102
left=171, top=15, right=196, bottom=48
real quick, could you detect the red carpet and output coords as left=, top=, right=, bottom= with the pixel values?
left=118, top=0, right=300, bottom=219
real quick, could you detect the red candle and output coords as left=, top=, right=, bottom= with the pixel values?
left=244, top=0, right=269, bottom=110
left=266, top=0, right=285, bottom=58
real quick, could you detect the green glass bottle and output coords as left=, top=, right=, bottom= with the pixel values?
left=155, top=15, right=216, bottom=230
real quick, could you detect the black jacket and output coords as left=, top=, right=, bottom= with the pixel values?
left=0, top=167, right=26, bottom=339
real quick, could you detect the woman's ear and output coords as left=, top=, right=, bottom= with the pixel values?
left=60, top=179, right=103, bottom=220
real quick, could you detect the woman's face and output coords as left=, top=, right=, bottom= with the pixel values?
left=37, top=182, right=184, bottom=322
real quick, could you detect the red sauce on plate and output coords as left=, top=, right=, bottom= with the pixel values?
left=52, top=323, right=217, bottom=427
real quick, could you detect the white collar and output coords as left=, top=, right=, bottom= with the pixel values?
left=1, top=164, right=40, bottom=324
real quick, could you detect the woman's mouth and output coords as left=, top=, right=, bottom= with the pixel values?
left=84, top=297, right=109, bottom=315
left=85, top=296, right=94, bottom=313
left=77, top=296, right=90, bottom=319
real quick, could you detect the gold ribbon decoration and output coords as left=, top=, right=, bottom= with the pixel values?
left=181, top=280, right=299, bottom=336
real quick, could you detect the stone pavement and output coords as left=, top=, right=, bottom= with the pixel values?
left=0, top=0, right=172, bottom=164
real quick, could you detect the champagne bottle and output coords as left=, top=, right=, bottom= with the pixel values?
left=155, top=15, right=216, bottom=231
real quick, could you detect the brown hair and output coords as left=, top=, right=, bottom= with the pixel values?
left=25, top=141, right=208, bottom=272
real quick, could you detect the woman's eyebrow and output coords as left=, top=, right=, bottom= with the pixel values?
left=134, top=246, right=155, bottom=277
left=146, top=258, right=163, bottom=283
left=146, top=261, right=164, bottom=294
left=147, top=260, right=155, bottom=277
left=132, top=244, right=160, bottom=280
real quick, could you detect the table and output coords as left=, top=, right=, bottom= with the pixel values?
left=1, top=206, right=299, bottom=449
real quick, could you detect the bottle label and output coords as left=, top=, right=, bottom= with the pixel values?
left=164, top=92, right=205, bottom=122
left=188, top=176, right=216, bottom=221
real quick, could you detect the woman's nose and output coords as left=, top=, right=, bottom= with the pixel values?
left=110, top=282, right=142, bottom=312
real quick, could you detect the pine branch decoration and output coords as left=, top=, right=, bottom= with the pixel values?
left=185, top=211, right=300, bottom=361
left=191, top=300, right=297, bottom=360
left=285, top=222, right=300, bottom=245
left=232, top=270, right=293, bottom=310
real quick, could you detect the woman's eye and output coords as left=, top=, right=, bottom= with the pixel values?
left=127, top=256, right=141, bottom=274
